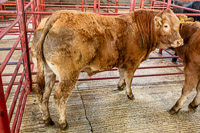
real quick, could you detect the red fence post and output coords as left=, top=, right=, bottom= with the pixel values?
left=150, top=0, right=155, bottom=9
left=130, top=0, right=136, bottom=11
left=94, top=0, right=96, bottom=13
left=0, top=5, right=5, bottom=20
left=16, top=0, right=32, bottom=92
left=0, top=74, right=11, bottom=133
left=98, top=0, right=100, bottom=13
left=107, top=0, right=109, bottom=13
left=85, top=0, right=87, bottom=12
left=141, top=0, right=145, bottom=8
left=31, top=0, right=36, bottom=30
left=36, top=0, right=41, bottom=22
left=115, top=0, right=118, bottom=13
left=167, top=0, right=171, bottom=8
left=41, top=0, right=44, bottom=12
left=81, top=0, right=84, bottom=12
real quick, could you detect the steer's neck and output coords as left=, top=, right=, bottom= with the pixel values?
left=131, top=10, right=158, bottom=58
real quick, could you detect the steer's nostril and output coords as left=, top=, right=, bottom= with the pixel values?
left=177, top=41, right=180, bottom=45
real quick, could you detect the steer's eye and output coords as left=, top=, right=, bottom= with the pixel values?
left=163, top=24, right=170, bottom=32
left=164, top=24, right=168, bottom=28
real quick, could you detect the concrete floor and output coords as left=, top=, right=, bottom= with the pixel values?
left=18, top=50, right=200, bottom=133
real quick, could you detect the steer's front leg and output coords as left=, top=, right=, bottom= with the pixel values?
left=124, top=70, right=135, bottom=100
left=117, top=68, right=126, bottom=91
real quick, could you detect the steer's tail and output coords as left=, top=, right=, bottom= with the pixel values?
left=36, top=10, right=65, bottom=60
left=34, top=10, right=70, bottom=100
left=35, top=57, right=45, bottom=102
left=33, top=11, right=65, bottom=101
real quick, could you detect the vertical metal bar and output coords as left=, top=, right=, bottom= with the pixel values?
left=0, top=74, right=11, bottom=133
left=81, top=0, right=84, bottom=12
left=98, top=0, right=100, bottom=13
left=150, top=0, right=155, bottom=9
left=115, top=0, right=118, bottom=13
left=41, top=0, right=44, bottom=12
left=94, top=0, right=96, bottom=13
left=36, top=0, right=41, bottom=22
left=167, top=0, right=171, bottom=8
left=0, top=5, right=5, bottom=20
left=16, top=0, right=32, bottom=92
left=34, top=0, right=38, bottom=27
left=163, top=0, right=166, bottom=10
left=31, top=0, right=36, bottom=30
left=141, top=0, right=144, bottom=8
left=43, top=0, right=46, bottom=11
left=159, top=49, right=163, bottom=54
left=85, top=0, right=87, bottom=12
left=130, top=0, right=136, bottom=11
left=107, top=0, right=109, bottom=13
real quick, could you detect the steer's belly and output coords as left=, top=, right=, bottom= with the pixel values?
left=82, top=65, right=109, bottom=76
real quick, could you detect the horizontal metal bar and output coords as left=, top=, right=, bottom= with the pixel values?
left=0, top=36, right=20, bottom=73
left=0, top=62, right=18, bottom=65
left=0, top=47, right=21, bottom=51
left=0, top=15, right=20, bottom=39
left=149, top=56, right=179, bottom=59
left=29, top=72, right=184, bottom=85
left=1, top=64, right=183, bottom=77
left=5, top=51, right=25, bottom=102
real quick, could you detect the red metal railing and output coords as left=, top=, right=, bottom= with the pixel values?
left=0, top=0, right=36, bottom=132
left=1, top=0, right=200, bottom=132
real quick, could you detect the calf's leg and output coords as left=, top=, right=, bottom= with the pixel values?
left=189, top=80, right=200, bottom=110
left=169, top=73, right=199, bottom=114
left=117, top=68, right=126, bottom=90
left=54, top=70, right=79, bottom=130
left=39, top=64, right=56, bottom=125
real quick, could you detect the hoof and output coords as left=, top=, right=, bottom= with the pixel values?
left=44, top=118, right=54, bottom=126
left=169, top=107, right=180, bottom=115
left=117, top=85, right=124, bottom=91
left=188, top=103, right=198, bottom=111
left=60, top=122, right=69, bottom=130
left=127, top=94, right=135, bottom=100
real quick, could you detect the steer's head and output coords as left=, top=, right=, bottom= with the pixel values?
left=154, top=9, right=183, bottom=48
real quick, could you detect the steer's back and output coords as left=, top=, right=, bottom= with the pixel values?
left=42, top=11, right=128, bottom=71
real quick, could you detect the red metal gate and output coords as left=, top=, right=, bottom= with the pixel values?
left=0, top=0, right=199, bottom=132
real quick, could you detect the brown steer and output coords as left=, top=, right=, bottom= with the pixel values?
left=31, top=9, right=183, bottom=129
left=169, top=21, right=200, bottom=114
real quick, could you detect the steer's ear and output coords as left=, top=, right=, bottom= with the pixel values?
left=163, top=8, right=173, bottom=14
left=154, top=16, right=162, bottom=28
left=176, top=14, right=194, bottom=23
left=187, top=17, right=194, bottom=22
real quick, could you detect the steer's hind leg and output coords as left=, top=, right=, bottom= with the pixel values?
left=40, top=64, right=56, bottom=125
left=189, top=80, right=200, bottom=110
left=118, top=68, right=126, bottom=91
left=54, top=70, right=79, bottom=130
left=169, top=73, right=199, bottom=114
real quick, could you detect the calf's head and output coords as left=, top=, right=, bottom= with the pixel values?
left=154, top=9, right=183, bottom=48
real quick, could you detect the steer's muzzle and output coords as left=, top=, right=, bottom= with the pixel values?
left=171, top=38, right=184, bottom=48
